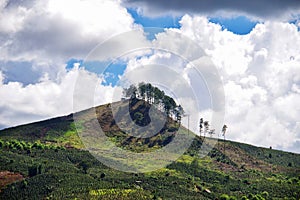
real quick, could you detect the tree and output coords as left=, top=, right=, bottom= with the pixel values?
left=222, top=124, right=228, bottom=154
left=199, top=118, right=203, bottom=137
left=175, top=105, right=184, bottom=124
left=222, top=124, right=227, bottom=141
left=138, top=82, right=146, bottom=100
left=162, top=95, right=176, bottom=116
left=124, top=84, right=137, bottom=99
left=145, top=83, right=152, bottom=103
left=153, top=87, right=164, bottom=105
left=79, top=161, right=89, bottom=174
left=203, top=121, right=209, bottom=138
left=123, top=82, right=183, bottom=119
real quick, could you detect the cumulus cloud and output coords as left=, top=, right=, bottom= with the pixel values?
left=124, top=0, right=300, bottom=20
left=0, top=0, right=140, bottom=84
left=177, top=15, right=300, bottom=152
left=0, top=0, right=140, bottom=129
left=0, top=66, right=116, bottom=129
left=1, top=0, right=136, bottom=60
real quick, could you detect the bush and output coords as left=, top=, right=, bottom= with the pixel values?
left=220, top=194, right=230, bottom=200
left=255, top=194, right=265, bottom=200
left=268, top=153, right=272, bottom=158
left=261, top=191, right=269, bottom=199
left=100, top=173, right=106, bottom=179
left=28, top=164, right=42, bottom=177
left=28, top=165, right=38, bottom=177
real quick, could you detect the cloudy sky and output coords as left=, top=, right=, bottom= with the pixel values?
left=0, top=0, right=300, bottom=153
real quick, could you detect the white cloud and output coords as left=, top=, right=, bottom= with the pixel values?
left=0, top=66, right=116, bottom=129
left=0, top=0, right=139, bottom=129
left=174, top=15, right=300, bottom=152
left=273, top=93, right=300, bottom=123
left=0, top=0, right=29, bottom=33
left=0, top=71, right=4, bottom=85
left=0, top=0, right=138, bottom=76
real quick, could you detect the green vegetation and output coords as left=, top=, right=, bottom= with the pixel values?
left=123, top=82, right=184, bottom=123
left=95, top=98, right=181, bottom=153
left=0, top=99, right=299, bottom=199
left=0, top=114, right=83, bottom=148
left=0, top=141, right=299, bottom=199
left=234, top=142, right=300, bottom=168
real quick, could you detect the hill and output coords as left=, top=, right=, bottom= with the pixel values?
left=0, top=99, right=299, bottom=199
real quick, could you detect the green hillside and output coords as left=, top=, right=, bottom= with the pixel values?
left=0, top=99, right=299, bottom=199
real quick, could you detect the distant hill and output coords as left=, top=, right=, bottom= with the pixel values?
left=0, top=99, right=299, bottom=199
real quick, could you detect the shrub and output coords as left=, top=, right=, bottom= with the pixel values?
left=268, top=153, right=272, bottom=158
left=133, top=112, right=144, bottom=124
left=100, top=173, right=106, bottom=179
left=248, top=193, right=255, bottom=199
left=251, top=196, right=260, bottom=200
left=261, top=191, right=269, bottom=199
left=255, top=194, right=265, bottom=200
left=28, top=165, right=38, bottom=177
left=220, top=194, right=230, bottom=200
left=28, top=164, right=42, bottom=177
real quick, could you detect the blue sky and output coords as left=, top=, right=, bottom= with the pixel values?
left=66, top=59, right=127, bottom=86
left=128, top=8, right=258, bottom=35
left=127, top=8, right=181, bottom=29
left=209, top=16, right=258, bottom=35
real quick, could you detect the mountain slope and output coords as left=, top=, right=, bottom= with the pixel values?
left=0, top=100, right=299, bottom=199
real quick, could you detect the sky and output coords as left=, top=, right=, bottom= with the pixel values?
left=0, top=0, right=300, bottom=153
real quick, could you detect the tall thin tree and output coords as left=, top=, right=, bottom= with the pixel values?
left=199, top=118, right=203, bottom=138
left=222, top=124, right=227, bottom=154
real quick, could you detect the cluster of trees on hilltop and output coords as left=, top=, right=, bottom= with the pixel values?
left=123, top=82, right=184, bottom=123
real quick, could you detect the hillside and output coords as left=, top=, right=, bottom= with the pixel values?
left=0, top=99, right=299, bottom=199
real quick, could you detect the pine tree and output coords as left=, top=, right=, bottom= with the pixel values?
left=199, top=118, right=203, bottom=137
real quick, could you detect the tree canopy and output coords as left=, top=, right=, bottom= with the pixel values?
left=123, top=82, right=184, bottom=123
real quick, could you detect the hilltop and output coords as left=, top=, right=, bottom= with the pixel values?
left=0, top=99, right=299, bottom=199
